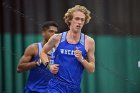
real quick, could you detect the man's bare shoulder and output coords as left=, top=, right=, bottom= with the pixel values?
left=29, top=43, right=38, bottom=50
left=85, top=35, right=95, bottom=45
left=24, top=43, right=38, bottom=56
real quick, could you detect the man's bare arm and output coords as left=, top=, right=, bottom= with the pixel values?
left=17, top=44, right=37, bottom=73
left=83, top=37, right=95, bottom=73
left=40, top=34, right=60, bottom=65
left=76, top=37, right=95, bottom=73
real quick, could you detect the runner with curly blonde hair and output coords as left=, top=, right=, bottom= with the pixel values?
left=40, top=5, right=95, bottom=93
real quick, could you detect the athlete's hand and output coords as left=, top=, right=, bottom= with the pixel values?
left=49, top=64, right=59, bottom=74
left=74, top=47, right=83, bottom=62
left=35, top=58, right=42, bottom=66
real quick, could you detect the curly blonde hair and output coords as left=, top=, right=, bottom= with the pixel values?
left=64, top=5, right=91, bottom=26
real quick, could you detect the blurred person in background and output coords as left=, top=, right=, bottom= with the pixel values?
left=17, top=21, right=58, bottom=93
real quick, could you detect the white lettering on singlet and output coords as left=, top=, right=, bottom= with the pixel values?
left=60, top=49, right=81, bottom=55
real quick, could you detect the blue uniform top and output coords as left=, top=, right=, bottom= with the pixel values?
left=23, top=42, right=55, bottom=93
left=47, top=31, right=87, bottom=93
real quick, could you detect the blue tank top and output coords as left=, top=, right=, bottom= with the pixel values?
left=54, top=31, right=87, bottom=86
left=23, top=42, right=54, bottom=93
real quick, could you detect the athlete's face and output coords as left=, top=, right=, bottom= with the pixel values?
left=69, top=11, right=85, bottom=33
left=42, top=26, right=58, bottom=41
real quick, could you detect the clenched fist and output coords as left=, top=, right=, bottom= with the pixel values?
left=49, top=64, right=59, bottom=74
left=74, top=47, right=84, bottom=62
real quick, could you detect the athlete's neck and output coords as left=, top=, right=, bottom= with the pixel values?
left=42, top=39, right=48, bottom=46
left=68, top=30, right=81, bottom=43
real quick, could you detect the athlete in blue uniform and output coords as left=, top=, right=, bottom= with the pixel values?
left=40, top=5, right=95, bottom=93
left=17, top=21, right=58, bottom=93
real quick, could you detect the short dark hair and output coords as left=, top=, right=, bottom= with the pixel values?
left=41, top=21, right=58, bottom=31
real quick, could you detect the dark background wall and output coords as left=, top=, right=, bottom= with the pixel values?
left=0, top=0, right=140, bottom=93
